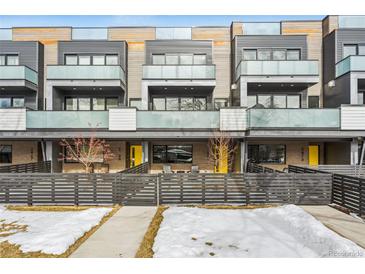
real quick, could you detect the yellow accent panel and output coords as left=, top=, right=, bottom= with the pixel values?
left=130, top=145, right=143, bottom=168
left=309, top=145, right=319, bottom=166
left=214, top=147, right=228, bottom=174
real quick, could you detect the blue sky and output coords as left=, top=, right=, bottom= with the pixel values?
left=0, top=15, right=325, bottom=28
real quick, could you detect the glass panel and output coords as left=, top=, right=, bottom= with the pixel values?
left=193, top=54, right=207, bottom=64
left=152, top=98, right=166, bottom=110
left=247, top=145, right=259, bottom=163
left=78, top=98, right=91, bottom=110
left=156, top=28, right=191, bottom=39
left=0, top=56, right=5, bottom=65
left=359, top=45, right=365, bottom=55
left=93, top=98, right=105, bottom=110
left=106, top=98, right=119, bottom=109
left=247, top=96, right=257, bottom=108
left=243, top=49, right=257, bottom=60
left=272, top=95, right=286, bottom=108
left=93, top=55, right=105, bottom=65
left=272, top=50, right=286, bottom=61
left=287, top=95, right=300, bottom=108
left=153, top=145, right=167, bottom=163
left=79, top=55, right=91, bottom=65
left=166, top=55, right=179, bottom=65
left=65, top=55, right=77, bottom=65
left=0, top=145, right=12, bottom=164
left=194, top=98, right=207, bottom=110
left=152, top=55, right=165, bottom=65
left=106, top=55, right=119, bottom=65
left=129, top=99, right=141, bottom=110
left=308, top=96, right=320, bottom=108
left=166, top=98, right=179, bottom=110
left=180, top=54, right=193, bottom=65
left=180, top=97, right=194, bottom=110
left=214, top=99, right=228, bottom=110
left=6, top=55, right=19, bottom=65
left=339, top=16, right=365, bottom=29
left=257, top=50, right=271, bottom=60
left=167, top=145, right=193, bottom=163
left=243, top=22, right=281, bottom=35
left=12, top=98, right=25, bottom=107
left=0, top=29, right=12, bottom=41
left=258, top=95, right=271, bottom=108
left=0, top=98, right=11, bottom=108
left=72, top=28, right=108, bottom=40
left=343, top=45, right=357, bottom=59
left=65, top=98, right=78, bottom=110
left=287, top=49, right=300, bottom=60
left=258, top=145, right=285, bottom=164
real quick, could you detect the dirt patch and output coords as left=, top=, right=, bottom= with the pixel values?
left=135, top=206, right=168, bottom=258
left=0, top=205, right=121, bottom=258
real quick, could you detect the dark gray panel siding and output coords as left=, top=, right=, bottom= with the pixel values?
left=336, top=29, right=365, bottom=62
left=233, top=35, right=308, bottom=71
left=0, top=41, right=40, bottom=71
left=323, top=31, right=336, bottom=84
left=57, top=41, right=127, bottom=69
left=145, top=40, right=213, bottom=64
left=323, top=73, right=351, bottom=108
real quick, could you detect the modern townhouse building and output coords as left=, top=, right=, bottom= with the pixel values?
left=0, top=15, right=365, bottom=173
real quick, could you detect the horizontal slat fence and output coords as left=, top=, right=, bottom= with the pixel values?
left=0, top=161, right=51, bottom=173
left=289, top=165, right=365, bottom=217
left=119, top=162, right=149, bottom=174
left=247, top=162, right=284, bottom=173
left=159, top=173, right=331, bottom=205
left=0, top=172, right=332, bottom=206
left=289, top=164, right=365, bottom=178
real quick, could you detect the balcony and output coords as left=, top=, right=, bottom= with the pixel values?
left=0, top=65, right=38, bottom=85
left=236, top=60, right=319, bottom=80
left=336, top=56, right=365, bottom=78
left=142, top=65, right=216, bottom=80
left=137, top=111, right=219, bottom=129
left=47, top=65, right=126, bottom=84
left=26, top=111, right=109, bottom=129
left=248, top=108, right=340, bottom=129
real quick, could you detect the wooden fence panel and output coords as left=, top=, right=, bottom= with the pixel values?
left=0, top=161, right=51, bottom=173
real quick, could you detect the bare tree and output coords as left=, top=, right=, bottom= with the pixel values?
left=58, top=128, right=114, bottom=173
left=208, top=131, right=238, bottom=173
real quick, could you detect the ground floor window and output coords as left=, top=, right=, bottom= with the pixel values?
left=152, top=97, right=207, bottom=110
left=0, top=97, right=25, bottom=108
left=248, top=144, right=286, bottom=164
left=153, top=145, right=193, bottom=163
left=0, top=145, right=12, bottom=164
left=65, top=97, right=119, bottom=111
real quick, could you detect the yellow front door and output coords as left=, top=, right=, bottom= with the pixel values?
left=308, top=145, right=319, bottom=166
left=130, top=145, right=142, bottom=167
left=214, top=147, right=228, bottom=173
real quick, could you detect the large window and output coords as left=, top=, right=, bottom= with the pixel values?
left=0, top=97, right=25, bottom=108
left=248, top=144, right=286, bottom=164
left=243, top=49, right=301, bottom=61
left=0, top=54, right=19, bottom=66
left=152, top=97, right=208, bottom=111
left=151, top=53, right=207, bottom=65
left=343, top=44, right=357, bottom=59
left=153, top=145, right=193, bottom=164
left=64, top=54, right=119, bottom=65
left=0, top=145, right=12, bottom=164
left=248, top=94, right=301, bottom=108
left=65, top=97, right=119, bottom=110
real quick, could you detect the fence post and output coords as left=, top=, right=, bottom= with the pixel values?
left=5, top=185, right=9, bottom=204
left=92, top=174, right=97, bottom=204
left=224, top=175, right=228, bottom=203
left=156, top=175, right=160, bottom=206
left=51, top=176, right=55, bottom=203
left=202, top=174, right=206, bottom=205
left=359, top=178, right=364, bottom=217
left=27, top=179, right=33, bottom=206
left=74, top=174, right=79, bottom=206
left=179, top=174, right=184, bottom=203
left=341, top=175, right=345, bottom=207
left=245, top=174, right=250, bottom=205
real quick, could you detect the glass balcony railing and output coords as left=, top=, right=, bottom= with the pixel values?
left=248, top=108, right=340, bottom=129
left=137, top=111, right=219, bottom=129
left=0, top=65, right=38, bottom=85
left=338, top=16, right=365, bottom=29
left=142, top=65, right=216, bottom=80
left=47, top=65, right=126, bottom=84
left=336, top=56, right=365, bottom=78
left=236, top=60, right=319, bottom=80
left=26, top=111, right=109, bottom=129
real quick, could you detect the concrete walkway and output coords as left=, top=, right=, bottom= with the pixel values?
left=301, top=205, right=365, bottom=249
left=70, top=206, right=156, bottom=258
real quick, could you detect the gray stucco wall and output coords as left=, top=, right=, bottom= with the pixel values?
left=145, top=40, right=213, bottom=65
left=57, top=41, right=127, bottom=69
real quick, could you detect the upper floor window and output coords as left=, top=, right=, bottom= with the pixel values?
left=248, top=94, right=301, bottom=109
left=152, top=96, right=207, bottom=111
left=65, top=96, right=119, bottom=111
left=243, top=49, right=301, bottom=61
left=152, top=53, right=207, bottom=65
left=64, top=54, right=119, bottom=65
left=343, top=44, right=365, bottom=59
left=156, top=28, right=192, bottom=40
left=0, top=54, right=19, bottom=66
left=0, top=97, right=24, bottom=108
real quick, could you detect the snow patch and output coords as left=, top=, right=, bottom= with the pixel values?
left=0, top=205, right=112, bottom=255
left=153, top=205, right=365, bottom=258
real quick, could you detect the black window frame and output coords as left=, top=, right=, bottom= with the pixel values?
left=64, top=53, right=119, bottom=66
left=0, top=97, right=25, bottom=108
left=151, top=53, right=208, bottom=65
left=242, top=48, right=302, bottom=61
left=152, top=144, right=193, bottom=164
left=308, top=96, right=320, bottom=109
left=151, top=96, right=209, bottom=111
left=248, top=144, right=286, bottom=164
left=250, top=94, right=301, bottom=109
left=0, top=54, right=20, bottom=66
left=64, top=96, right=119, bottom=111
left=0, top=144, right=12, bottom=164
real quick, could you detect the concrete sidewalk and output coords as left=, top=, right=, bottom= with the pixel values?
left=70, top=206, right=156, bottom=258
left=301, top=205, right=365, bottom=249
